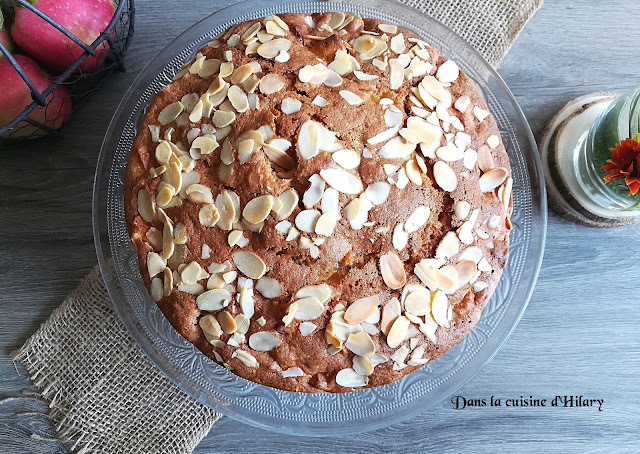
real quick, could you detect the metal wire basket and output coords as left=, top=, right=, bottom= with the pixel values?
left=0, top=0, right=135, bottom=140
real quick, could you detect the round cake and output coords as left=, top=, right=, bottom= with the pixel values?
left=124, top=12, right=513, bottom=393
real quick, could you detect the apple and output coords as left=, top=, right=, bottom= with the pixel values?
left=0, top=55, right=72, bottom=138
left=11, top=0, right=116, bottom=73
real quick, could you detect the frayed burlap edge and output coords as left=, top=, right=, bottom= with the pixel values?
left=13, top=267, right=220, bottom=454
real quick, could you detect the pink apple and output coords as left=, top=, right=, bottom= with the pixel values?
left=0, top=55, right=72, bottom=137
left=11, top=0, right=116, bottom=73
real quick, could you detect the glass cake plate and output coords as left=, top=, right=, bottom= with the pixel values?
left=93, top=0, right=547, bottom=436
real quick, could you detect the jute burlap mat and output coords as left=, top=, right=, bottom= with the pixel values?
left=13, top=1, right=542, bottom=452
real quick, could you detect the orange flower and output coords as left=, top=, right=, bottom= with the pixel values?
left=602, top=138, right=640, bottom=195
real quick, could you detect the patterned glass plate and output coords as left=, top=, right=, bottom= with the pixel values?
left=94, top=0, right=547, bottom=436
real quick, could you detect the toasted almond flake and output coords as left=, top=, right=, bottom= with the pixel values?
left=402, top=116, right=442, bottom=147
left=279, top=367, right=304, bottom=378
left=225, top=230, right=241, bottom=247
left=336, top=368, right=367, bottom=387
left=188, top=99, right=204, bottom=123
left=344, top=295, right=379, bottom=326
left=474, top=106, right=490, bottom=122
left=295, top=284, right=331, bottom=304
left=379, top=298, right=401, bottom=336
left=436, top=60, right=460, bottom=83
left=295, top=209, right=321, bottom=233
left=162, top=220, right=174, bottom=260
left=378, top=23, right=397, bottom=34
left=155, top=141, right=173, bottom=166
left=378, top=251, right=405, bottom=289
left=379, top=136, right=416, bottom=159
left=227, top=252, right=263, bottom=280
left=501, top=177, right=513, bottom=209
left=264, top=143, right=296, bottom=170
left=390, top=33, right=405, bottom=53
left=431, top=291, right=449, bottom=326
left=478, top=257, right=493, bottom=273
left=212, top=110, right=236, bottom=128
left=404, top=206, right=431, bottom=233
left=137, top=189, right=155, bottom=222
left=158, top=101, right=184, bottom=125
left=353, top=355, right=374, bottom=376
left=255, top=277, right=282, bottom=298
left=259, top=73, right=285, bottom=94
left=185, top=184, right=213, bottom=204
left=345, top=331, right=375, bottom=357
left=463, top=148, right=478, bottom=170
left=367, top=126, right=399, bottom=146
left=196, top=289, right=231, bottom=311
left=323, top=69, right=343, bottom=87
left=455, top=260, right=477, bottom=286
left=248, top=331, right=280, bottom=351
left=392, top=223, right=409, bottom=251
left=150, top=277, right=164, bottom=302
left=147, top=252, right=166, bottom=278
left=297, top=120, right=321, bottom=160
left=243, top=195, right=274, bottom=224
left=276, top=189, right=298, bottom=221
left=319, top=168, right=363, bottom=195
left=454, top=95, right=470, bottom=113
left=354, top=70, right=378, bottom=81
left=479, top=167, right=508, bottom=192
left=433, top=161, right=457, bottom=192
left=219, top=61, right=233, bottom=78
left=457, top=223, right=474, bottom=245
left=192, top=135, right=219, bottom=156
left=199, top=314, right=223, bottom=338
left=404, top=160, right=422, bottom=186
left=477, top=145, right=494, bottom=172
left=156, top=185, right=175, bottom=208
left=281, top=97, right=302, bottom=114
left=388, top=58, right=404, bottom=90
left=455, top=201, right=471, bottom=220
left=232, top=350, right=259, bottom=367
left=302, top=174, right=325, bottom=208
left=339, top=90, right=364, bottom=106
left=228, top=85, right=249, bottom=112
left=332, top=149, right=360, bottom=169
left=241, top=22, right=261, bottom=41
left=414, top=262, right=438, bottom=291
left=435, top=265, right=458, bottom=291
left=386, top=315, right=410, bottom=348
left=311, top=95, right=327, bottom=107
left=328, top=11, right=345, bottom=29
left=298, top=322, right=316, bottom=336
left=299, top=64, right=328, bottom=84
left=436, top=145, right=464, bottom=162
left=435, top=231, right=460, bottom=259
left=360, top=183, right=388, bottom=207
left=292, top=296, right=324, bottom=320
left=314, top=212, right=338, bottom=236
left=180, top=261, right=202, bottom=286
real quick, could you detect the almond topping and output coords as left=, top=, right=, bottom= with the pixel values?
left=232, top=350, right=259, bottom=368
left=431, top=291, right=449, bottom=327
left=332, top=149, right=360, bottom=169
left=281, top=97, right=302, bottom=114
left=319, top=168, right=363, bottom=194
left=336, top=368, right=367, bottom=387
left=477, top=145, right=494, bottom=172
left=196, top=289, right=231, bottom=311
left=433, top=161, right=457, bottom=192
left=315, top=212, right=338, bottom=236
left=392, top=223, right=409, bottom=251
left=199, top=204, right=220, bottom=227
left=293, top=296, right=324, bottom=320
left=158, top=101, right=184, bottom=125
left=339, top=90, right=364, bottom=105
left=233, top=251, right=267, bottom=279
left=259, top=74, right=285, bottom=94
left=249, top=331, right=281, bottom=351
left=435, top=231, right=460, bottom=259
left=404, top=206, right=431, bottom=233
left=386, top=315, right=410, bottom=348
left=212, top=110, right=236, bottom=128
left=377, top=250, right=406, bottom=290
left=276, top=189, right=299, bottom=220
left=255, top=277, right=282, bottom=298
left=344, top=295, right=379, bottom=325
left=381, top=297, right=401, bottom=335
left=436, top=60, right=459, bottom=83
left=345, top=331, right=375, bottom=357
left=137, top=189, right=155, bottom=222
left=243, top=195, right=274, bottom=224
left=479, top=167, right=508, bottom=192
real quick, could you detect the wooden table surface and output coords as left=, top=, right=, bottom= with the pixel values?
left=1, top=0, right=639, bottom=452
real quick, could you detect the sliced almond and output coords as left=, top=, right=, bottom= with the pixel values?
left=386, top=315, right=410, bottom=348
left=436, top=145, right=464, bottom=162
left=479, top=167, right=508, bottom=192
left=199, top=314, right=223, bottom=338
left=414, top=261, right=438, bottom=291
left=364, top=182, right=390, bottom=205
left=264, top=142, right=296, bottom=170
left=315, top=212, right=338, bottom=236
left=212, top=110, right=236, bottom=128
left=431, top=291, right=449, bottom=326
left=138, top=189, right=155, bottom=222
left=196, top=289, right=231, bottom=311
left=501, top=177, right=513, bottom=209
left=388, top=58, right=404, bottom=90
left=436, top=60, right=459, bottom=83
left=381, top=297, right=401, bottom=335
left=259, top=74, right=285, bottom=94
left=336, top=368, right=367, bottom=388
left=433, top=161, right=457, bottom=192
left=147, top=252, right=166, bottom=278
left=255, top=277, right=282, bottom=298
left=404, top=288, right=431, bottom=316
left=435, top=265, right=458, bottom=291
left=405, top=160, right=422, bottom=186
left=295, top=209, right=321, bottom=233
left=454, top=95, right=470, bottom=113
left=295, top=284, right=331, bottom=304
left=186, top=184, right=214, bottom=204
left=319, top=168, right=363, bottom=195
left=199, top=204, right=220, bottom=227
left=293, top=296, right=324, bottom=320
left=473, top=106, right=490, bottom=122
left=353, top=355, right=375, bottom=376
left=162, top=221, right=174, bottom=260
left=216, top=311, right=236, bottom=334
left=435, top=231, right=460, bottom=259
left=455, top=260, right=477, bottom=286
left=487, top=134, right=500, bottom=149
left=232, top=350, right=259, bottom=368
left=233, top=251, right=267, bottom=279
left=276, top=189, right=299, bottom=220
left=339, top=90, right=364, bottom=106
left=344, top=295, right=379, bottom=325
left=477, top=145, right=494, bottom=172
left=243, top=195, right=274, bottom=224
left=455, top=201, right=471, bottom=219
left=158, top=101, right=184, bottom=125
left=332, top=149, right=360, bottom=170
left=281, top=97, right=302, bottom=114
left=303, top=174, right=325, bottom=208
left=404, top=206, right=431, bottom=233
left=345, top=331, right=375, bottom=357
left=390, top=33, right=405, bottom=54
left=380, top=252, right=406, bottom=290
left=249, top=331, right=281, bottom=351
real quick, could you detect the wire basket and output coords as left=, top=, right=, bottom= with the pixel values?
left=0, top=0, right=135, bottom=140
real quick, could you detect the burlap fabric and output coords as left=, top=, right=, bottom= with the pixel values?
left=14, top=1, right=542, bottom=452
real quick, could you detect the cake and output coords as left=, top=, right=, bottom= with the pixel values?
left=124, top=12, right=513, bottom=393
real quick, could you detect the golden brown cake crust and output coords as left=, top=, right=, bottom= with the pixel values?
left=124, top=12, right=513, bottom=393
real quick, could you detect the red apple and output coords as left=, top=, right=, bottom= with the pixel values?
left=11, top=0, right=116, bottom=73
left=0, top=55, right=72, bottom=137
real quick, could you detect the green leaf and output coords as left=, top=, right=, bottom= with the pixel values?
left=623, top=200, right=640, bottom=211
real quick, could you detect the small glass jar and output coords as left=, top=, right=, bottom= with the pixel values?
left=574, top=86, right=640, bottom=210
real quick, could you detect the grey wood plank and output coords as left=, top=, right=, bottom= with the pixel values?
left=1, top=0, right=639, bottom=453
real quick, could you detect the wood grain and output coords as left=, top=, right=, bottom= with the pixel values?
left=1, top=0, right=639, bottom=452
